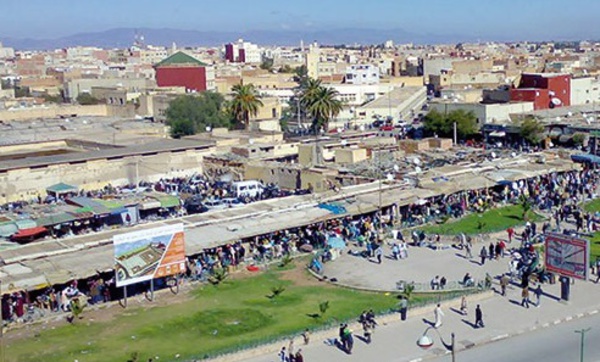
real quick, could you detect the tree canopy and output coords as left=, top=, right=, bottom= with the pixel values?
left=228, top=83, right=263, bottom=130
left=76, top=93, right=101, bottom=105
left=520, top=117, right=545, bottom=145
left=165, top=92, right=229, bottom=138
left=423, top=109, right=478, bottom=139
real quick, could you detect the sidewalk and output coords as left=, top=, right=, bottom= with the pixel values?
left=237, top=278, right=600, bottom=362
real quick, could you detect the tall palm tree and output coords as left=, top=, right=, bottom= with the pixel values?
left=300, top=78, right=323, bottom=109
left=306, top=86, right=343, bottom=132
left=230, top=83, right=263, bottom=130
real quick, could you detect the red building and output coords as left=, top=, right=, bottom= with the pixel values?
left=154, top=52, right=209, bottom=92
left=510, top=73, right=571, bottom=110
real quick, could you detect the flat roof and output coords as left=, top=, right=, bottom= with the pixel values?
left=361, top=86, right=425, bottom=109
left=0, top=139, right=215, bottom=172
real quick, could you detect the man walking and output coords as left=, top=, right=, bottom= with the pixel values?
left=465, top=239, right=473, bottom=259
left=534, top=284, right=543, bottom=307
left=399, top=296, right=408, bottom=321
left=375, top=245, right=383, bottom=264
left=475, top=304, right=484, bottom=328
left=500, top=274, right=510, bottom=296
left=479, top=246, right=488, bottom=266
left=434, top=303, right=444, bottom=328
left=521, top=286, right=530, bottom=309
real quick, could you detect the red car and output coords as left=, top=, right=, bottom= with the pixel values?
left=380, top=125, right=394, bottom=131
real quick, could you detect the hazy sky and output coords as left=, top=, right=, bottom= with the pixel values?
left=1, top=0, right=599, bottom=40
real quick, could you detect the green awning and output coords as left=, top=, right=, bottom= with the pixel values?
left=35, top=213, right=78, bottom=227
left=0, top=222, right=18, bottom=237
left=15, top=219, right=37, bottom=230
left=46, top=182, right=78, bottom=195
left=156, top=195, right=180, bottom=209
left=96, top=199, right=125, bottom=210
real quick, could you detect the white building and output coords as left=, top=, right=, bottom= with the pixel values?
left=0, top=42, right=15, bottom=59
left=344, top=64, right=380, bottom=85
left=571, top=77, right=600, bottom=106
left=429, top=101, right=535, bottom=126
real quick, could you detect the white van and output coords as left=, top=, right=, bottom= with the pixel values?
left=231, top=180, right=264, bottom=199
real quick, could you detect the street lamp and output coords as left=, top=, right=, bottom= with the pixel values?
left=417, top=326, right=456, bottom=362
left=575, top=328, right=591, bottom=362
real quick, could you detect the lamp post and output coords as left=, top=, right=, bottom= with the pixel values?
left=417, top=326, right=455, bottom=362
left=575, top=328, right=591, bottom=362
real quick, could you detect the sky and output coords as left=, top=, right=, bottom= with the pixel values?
left=1, top=0, right=599, bottom=40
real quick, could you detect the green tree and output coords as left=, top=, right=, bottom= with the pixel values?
left=76, top=93, right=101, bottom=105
left=293, top=65, right=309, bottom=87
left=14, top=86, right=31, bottom=98
left=165, top=92, right=229, bottom=138
left=520, top=117, right=545, bottom=145
left=42, top=94, right=62, bottom=103
left=305, top=86, right=343, bottom=132
left=278, top=64, right=294, bottom=73
left=229, top=83, right=264, bottom=130
left=259, top=57, right=274, bottom=71
left=423, top=109, right=477, bottom=139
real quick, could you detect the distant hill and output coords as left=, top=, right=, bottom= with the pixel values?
left=2, top=27, right=472, bottom=50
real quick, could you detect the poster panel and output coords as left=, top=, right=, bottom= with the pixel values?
left=544, top=233, right=589, bottom=281
left=114, top=223, right=186, bottom=287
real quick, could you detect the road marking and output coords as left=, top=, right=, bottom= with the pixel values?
left=565, top=316, right=573, bottom=321
left=408, top=359, right=423, bottom=362
left=553, top=320, right=561, bottom=325
left=576, top=313, right=585, bottom=318
left=491, top=334, right=509, bottom=341
left=529, top=326, right=537, bottom=331
left=589, top=310, right=599, bottom=315
left=542, top=323, right=550, bottom=328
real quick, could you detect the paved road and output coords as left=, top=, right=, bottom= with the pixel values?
left=431, top=313, right=600, bottom=362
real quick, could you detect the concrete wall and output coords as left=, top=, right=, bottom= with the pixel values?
left=430, top=101, right=534, bottom=125
left=0, top=147, right=215, bottom=203
left=0, top=104, right=109, bottom=122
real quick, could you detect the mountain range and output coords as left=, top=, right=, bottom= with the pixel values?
left=2, top=27, right=477, bottom=50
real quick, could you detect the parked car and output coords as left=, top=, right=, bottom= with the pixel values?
left=203, top=198, right=227, bottom=210
left=184, top=197, right=208, bottom=214
left=222, top=197, right=244, bottom=208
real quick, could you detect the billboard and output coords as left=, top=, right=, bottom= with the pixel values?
left=544, top=233, right=590, bottom=281
left=114, top=223, right=186, bottom=287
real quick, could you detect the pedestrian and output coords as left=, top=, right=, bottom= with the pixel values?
left=500, top=274, right=510, bottom=296
left=278, top=347, right=287, bottom=362
left=488, top=242, right=495, bottom=260
left=465, top=239, right=473, bottom=259
left=521, top=286, right=530, bottom=309
left=295, top=349, right=304, bottom=362
left=534, top=284, right=542, bottom=307
left=362, top=320, right=373, bottom=343
left=507, top=227, right=514, bottom=243
left=434, top=303, right=444, bottom=328
left=596, top=259, right=600, bottom=284
left=475, top=304, right=484, bottom=328
left=398, top=296, right=408, bottom=321
left=343, top=325, right=354, bottom=354
left=460, top=295, right=467, bottom=316
left=302, top=328, right=310, bottom=345
left=430, top=275, right=440, bottom=290
left=375, top=245, right=383, bottom=264
left=440, top=276, right=447, bottom=290
left=479, top=246, right=488, bottom=265
left=494, top=242, right=502, bottom=260
left=288, top=339, right=295, bottom=361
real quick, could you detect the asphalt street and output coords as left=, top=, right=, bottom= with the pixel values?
left=431, top=313, right=600, bottom=362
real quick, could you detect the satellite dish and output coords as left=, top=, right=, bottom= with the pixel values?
left=249, top=139, right=254, bottom=145
left=511, top=152, right=517, bottom=158
left=551, top=98, right=562, bottom=106
left=567, top=112, right=573, bottom=117
left=393, top=164, right=400, bottom=172
left=556, top=117, right=561, bottom=122
left=386, top=173, right=394, bottom=181
left=341, top=140, right=348, bottom=146
left=413, top=157, right=421, bottom=165
left=359, top=125, right=365, bottom=131
left=337, top=127, right=343, bottom=134
left=491, top=152, right=497, bottom=158
left=586, top=118, right=591, bottom=125
left=415, top=166, right=422, bottom=173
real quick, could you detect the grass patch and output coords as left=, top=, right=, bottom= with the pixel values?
left=584, top=199, right=600, bottom=213
left=590, top=233, right=600, bottom=265
left=422, top=204, right=543, bottom=235
left=5, top=267, right=437, bottom=362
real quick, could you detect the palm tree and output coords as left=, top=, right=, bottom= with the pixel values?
left=300, top=78, right=323, bottom=109
left=306, top=86, right=343, bottom=132
left=229, top=83, right=263, bottom=130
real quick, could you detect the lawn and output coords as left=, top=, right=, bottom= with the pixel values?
left=591, top=232, right=600, bottom=265
left=5, top=265, right=436, bottom=362
left=584, top=199, right=600, bottom=213
left=421, top=204, right=543, bottom=236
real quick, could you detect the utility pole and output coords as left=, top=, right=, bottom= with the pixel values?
left=296, top=97, right=301, bottom=129
left=135, top=157, right=140, bottom=193
left=575, top=328, right=591, bottom=362
left=453, top=121, right=457, bottom=145
left=451, top=332, right=456, bottom=362
left=0, top=279, right=4, bottom=362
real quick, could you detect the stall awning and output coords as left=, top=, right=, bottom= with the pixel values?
left=46, top=182, right=78, bottom=195
left=11, top=226, right=47, bottom=239
left=156, top=195, right=180, bottom=209
left=0, top=222, right=18, bottom=237
left=15, top=219, right=37, bottom=230
left=35, top=213, right=78, bottom=227
left=139, top=201, right=161, bottom=210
